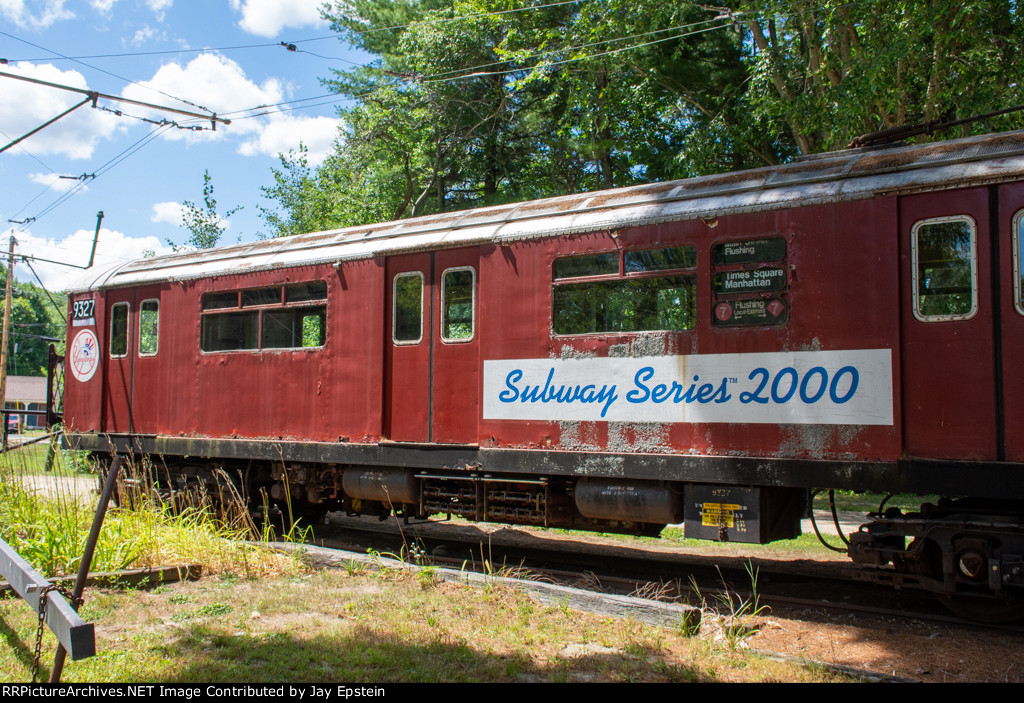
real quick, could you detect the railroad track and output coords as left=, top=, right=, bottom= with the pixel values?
left=305, top=512, right=1024, bottom=633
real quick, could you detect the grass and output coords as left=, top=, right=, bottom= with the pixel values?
left=0, top=444, right=863, bottom=683
left=0, top=443, right=300, bottom=579
left=816, top=490, right=934, bottom=514
left=0, top=568, right=858, bottom=683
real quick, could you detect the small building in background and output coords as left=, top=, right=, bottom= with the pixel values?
left=4, top=376, right=47, bottom=430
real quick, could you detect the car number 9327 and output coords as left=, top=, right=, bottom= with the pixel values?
left=72, top=299, right=96, bottom=320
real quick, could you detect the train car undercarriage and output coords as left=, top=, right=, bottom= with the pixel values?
left=87, top=440, right=1024, bottom=622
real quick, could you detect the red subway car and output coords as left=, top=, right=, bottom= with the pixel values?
left=63, top=130, right=1024, bottom=618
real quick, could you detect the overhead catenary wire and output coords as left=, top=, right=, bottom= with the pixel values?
left=209, top=15, right=739, bottom=125
left=6, top=123, right=173, bottom=235
left=0, top=30, right=218, bottom=115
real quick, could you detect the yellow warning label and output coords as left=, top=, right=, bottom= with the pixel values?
left=701, top=503, right=741, bottom=527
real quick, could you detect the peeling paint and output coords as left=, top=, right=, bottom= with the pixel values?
left=778, top=423, right=864, bottom=460
left=555, top=345, right=597, bottom=360
left=557, top=420, right=602, bottom=451
left=574, top=454, right=626, bottom=477
left=608, top=422, right=671, bottom=453
left=629, top=333, right=670, bottom=357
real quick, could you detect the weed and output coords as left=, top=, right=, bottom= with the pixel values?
left=416, top=565, right=439, bottom=590
left=0, top=448, right=300, bottom=581
left=675, top=609, right=702, bottom=638
left=689, top=562, right=769, bottom=649
left=342, top=559, right=366, bottom=576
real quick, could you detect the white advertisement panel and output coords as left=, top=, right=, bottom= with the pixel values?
left=483, top=349, right=893, bottom=425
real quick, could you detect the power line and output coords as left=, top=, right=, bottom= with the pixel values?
left=0, top=30, right=217, bottom=114
left=6, top=124, right=172, bottom=235
left=212, top=14, right=736, bottom=123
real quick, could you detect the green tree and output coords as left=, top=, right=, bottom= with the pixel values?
left=177, top=170, right=242, bottom=250
left=737, top=0, right=1024, bottom=153
left=260, top=0, right=1024, bottom=236
left=0, top=273, right=66, bottom=377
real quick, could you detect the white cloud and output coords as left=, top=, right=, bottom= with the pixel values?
left=121, top=54, right=283, bottom=142
left=238, top=113, right=339, bottom=165
left=0, top=0, right=74, bottom=29
left=229, top=0, right=327, bottom=37
left=28, top=172, right=84, bottom=193
left=150, top=201, right=183, bottom=225
left=90, top=0, right=116, bottom=12
left=122, top=54, right=338, bottom=163
left=145, top=0, right=171, bottom=21
left=14, top=228, right=173, bottom=292
left=130, top=25, right=158, bottom=46
left=0, top=63, right=122, bottom=159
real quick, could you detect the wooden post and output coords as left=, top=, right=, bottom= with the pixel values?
left=0, top=235, right=14, bottom=437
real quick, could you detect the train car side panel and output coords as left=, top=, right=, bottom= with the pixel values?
left=479, top=198, right=903, bottom=462
left=101, top=287, right=134, bottom=434
left=64, top=291, right=104, bottom=434
left=998, top=181, right=1024, bottom=462
left=431, top=247, right=481, bottom=444
left=899, top=187, right=997, bottom=460
left=128, top=282, right=194, bottom=436
left=187, top=263, right=383, bottom=443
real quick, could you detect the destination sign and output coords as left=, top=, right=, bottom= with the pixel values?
left=713, top=267, right=787, bottom=294
left=713, top=297, right=788, bottom=327
left=711, top=238, right=786, bottom=265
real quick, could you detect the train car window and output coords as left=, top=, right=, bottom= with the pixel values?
left=393, top=272, right=424, bottom=345
left=262, top=307, right=326, bottom=349
left=242, top=287, right=282, bottom=307
left=441, top=267, right=475, bottom=342
left=109, top=302, right=130, bottom=358
left=912, top=216, right=978, bottom=321
left=553, top=253, right=618, bottom=279
left=201, top=281, right=327, bottom=352
left=625, top=245, right=697, bottom=273
left=553, top=276, right=695, bottom=335
left=285, top=282, right=327, bottom=303
left=1014, top=210, right=1024, bottom=316
left=139, top=299, right=159, bottom=357
left=552, top=246, right=696, bottom=335
left=201, top=311, right=259, bottom=351
left=202, top=292, right=240, bottom=310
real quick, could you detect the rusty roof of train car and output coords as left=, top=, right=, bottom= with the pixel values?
left=68, top=129, right=1024, bottom=291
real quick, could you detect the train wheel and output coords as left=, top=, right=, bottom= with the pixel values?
left=936, top=594, right=1024, bottom=623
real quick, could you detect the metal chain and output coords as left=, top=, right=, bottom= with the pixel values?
left=31, top=582, right=83, bottom=683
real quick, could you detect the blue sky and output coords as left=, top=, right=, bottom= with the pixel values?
left=0, top=0, right=369, bottom=291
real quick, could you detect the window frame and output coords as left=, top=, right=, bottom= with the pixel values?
left=392, top=271, right=425, bottom=346
left=440, top=266, right=476, bottom=344
left=551, top=245, right=698, bottom=337
left=200, top=281, right=327, bottom=354
left=911, top=215, right=979, bottom=323
left=109, top=302, right=130, bottom=359
left=1014, top=209, right=1024, bottom=317
left=138, top=298, right=159, bottom=357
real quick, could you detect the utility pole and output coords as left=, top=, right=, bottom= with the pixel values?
left=0, top=235, right=13, bottom=425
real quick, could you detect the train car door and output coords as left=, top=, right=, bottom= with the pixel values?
left=899, top=187, right=998, bottom=460
left=128, top=284, right=166, bottom=434
left=384, top=248, right=481, bottom=443
left=101, top=289, right=134, bottom=433
left=999, top=182, right=1024, bottom=462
